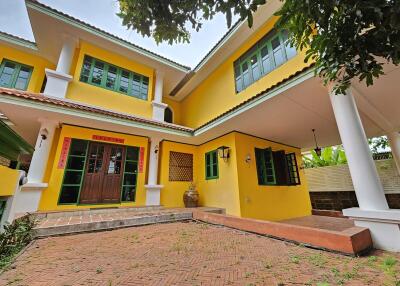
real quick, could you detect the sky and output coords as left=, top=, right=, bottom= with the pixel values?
left=0, top=0, right=234, bottom=68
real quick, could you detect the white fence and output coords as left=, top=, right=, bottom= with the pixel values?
left=305, top=159, right=400, bottom=194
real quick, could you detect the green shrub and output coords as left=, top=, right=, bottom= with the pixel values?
left=0, top=215, right=36, bottom=269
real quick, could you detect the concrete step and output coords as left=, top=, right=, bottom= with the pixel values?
left=34, top=205, right=164, bottom=220
left=34, top=207, right=224, bottom=238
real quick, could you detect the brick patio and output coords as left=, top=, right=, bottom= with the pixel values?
left=1, top=221, right=399, bottom=286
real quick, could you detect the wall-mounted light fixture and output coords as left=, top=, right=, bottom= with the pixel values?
left=245, top=154, right=251, bottom=163
left=218, top=146, right=230, bottom=162
left=312, top=129, right=322, bottom=156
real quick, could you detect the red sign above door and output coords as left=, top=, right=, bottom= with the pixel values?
left=58, top=137, right=71, bottom=169
left=92, top=135, right=125, bottom=144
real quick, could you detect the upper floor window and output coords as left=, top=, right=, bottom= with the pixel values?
left=0, top=59, right=33, bottom=90
left=79, top=55, right=149, bottom=100
left=164, top=107, right=173, bottom=123
left=234, top=30, right=297, bottom=93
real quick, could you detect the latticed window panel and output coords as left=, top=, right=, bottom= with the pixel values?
left=169, top=151, right=193, bottom=181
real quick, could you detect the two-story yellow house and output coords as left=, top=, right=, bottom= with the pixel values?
left=1, top=0, right=400, bottom=248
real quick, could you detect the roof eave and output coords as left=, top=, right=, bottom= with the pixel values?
left=0, top=31, right=37, bottom=51
left=25, top=0, right=190, bottom=72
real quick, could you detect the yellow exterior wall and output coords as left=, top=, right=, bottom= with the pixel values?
left=159, top=132, right=311, bottom=220
left=38, top=125, right=149, bottom=211
left=234, top=132, right=311, bottom=221
left=180, top=17, right=312, bottom=128
left=197, top=133, right=241, bottom=216
left=159, top=141, right=198, bottom=207
left=0, top=43, right=55, bottom=92
left=66, top=41, right=155, bottom=118
left=0, top=165, right=20, bottom=196
left=159, top=134, right=241, bottom=216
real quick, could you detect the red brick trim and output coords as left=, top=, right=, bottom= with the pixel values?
left=193, top=211, right=372, bottom=255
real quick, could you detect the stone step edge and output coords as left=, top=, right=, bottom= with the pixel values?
left=34, top=211, right=193, bottom=238
left=34, top=205, right=165, bottom=220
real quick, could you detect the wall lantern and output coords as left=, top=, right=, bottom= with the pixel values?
left=312, top=129, right=322, bottom=156
left=218, top=146, right=230, bottom=162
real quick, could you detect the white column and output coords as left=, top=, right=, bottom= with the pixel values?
left=387, top=131, right=400, bottom=175
left=152, top=71, right=168, bottom=121
left=144, top=137, right=163, bottom=205
left=330, top=87, right=400, bottom=252
left=27, top=119, right=58, bottom=184
left=56, top=38, right=76, bottom=74
left=44, top=36, right=76, bottom=98
left=330, top=88, right=388, bottom=210
left=18, top=120, right=58, bottom=214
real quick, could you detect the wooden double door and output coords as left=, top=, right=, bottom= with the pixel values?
left=79, top=142, right=125, bottom=204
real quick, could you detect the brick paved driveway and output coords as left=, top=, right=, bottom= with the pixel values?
left=0, top=221, right=399, bottom=286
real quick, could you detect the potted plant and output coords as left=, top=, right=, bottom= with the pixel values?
left=183, top=181, right=199, bottom=208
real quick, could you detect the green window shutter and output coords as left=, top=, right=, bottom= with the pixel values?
left=79, top=55, right=149, bottom=100
left=285, top=153, right=301, bottom=185
left=264, top=148, right=276, bottom=185
left=205, top=150, right=219, bottom=180
left=273, top=150, right=289, bottom=185
left=0, top=59, right=33, bottom=90
left=255, top=148, right=267, bottom=185
left=233, top=29, right=296, bottom=93
left=0, top=200, right=7, bottom=222
left=58, top=139, right=89, bottom=205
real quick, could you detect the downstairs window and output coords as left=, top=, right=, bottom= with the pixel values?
left=255, top=148, right=300, bottom=186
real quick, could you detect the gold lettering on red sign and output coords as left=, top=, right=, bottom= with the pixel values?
left=58, top=137, right=71, bottom=169
left=92, top=135, right=125, bottom=144
left=138, top=147, right=145, bottom=173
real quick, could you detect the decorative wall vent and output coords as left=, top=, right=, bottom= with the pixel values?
left=169, top=151, right=193, bottom=181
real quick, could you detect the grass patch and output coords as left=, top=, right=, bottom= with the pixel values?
left=0, top=215, right=36, bottom=270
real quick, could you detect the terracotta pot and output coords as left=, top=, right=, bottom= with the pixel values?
left=183, top=188, right=199, bottom=208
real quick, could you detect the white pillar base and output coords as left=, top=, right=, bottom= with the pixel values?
left=15, top=182, right=48, bottom=215
left=152, top=101, right=168, bottom=121
left=43, top=69, right=73, bottom=98
left=343, top=207, right=400, bottom=252
left=144, top=184, right=163, bottom=206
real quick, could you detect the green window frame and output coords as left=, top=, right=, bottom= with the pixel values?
left=205, top=150, right=219, bottom=180
left=286, top=153, right=300, bottom=185
left=121, top=146, right=140, bottom=202
left=255, top=148, right=301, bottom=186
left=255, top=148, right=276, bottom=185
left=0, top=59, right=33, bottom=90
left=79, top=55, right=149, bottom=100
left=234, top=29, right=297, bottom=93
left=58, top=139, right=89, bottom=205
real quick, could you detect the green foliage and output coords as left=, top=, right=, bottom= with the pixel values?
left=276, top=1, right=400, bottom=94
left=117, top=0, right=400, bottom=93
left=0, top=215, right=36, bottom=269
left=303, top=146, right=347, bottom=168
left=117, top=0, right=265, bottom=45
left=368, top=136, right=389, bottom=154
